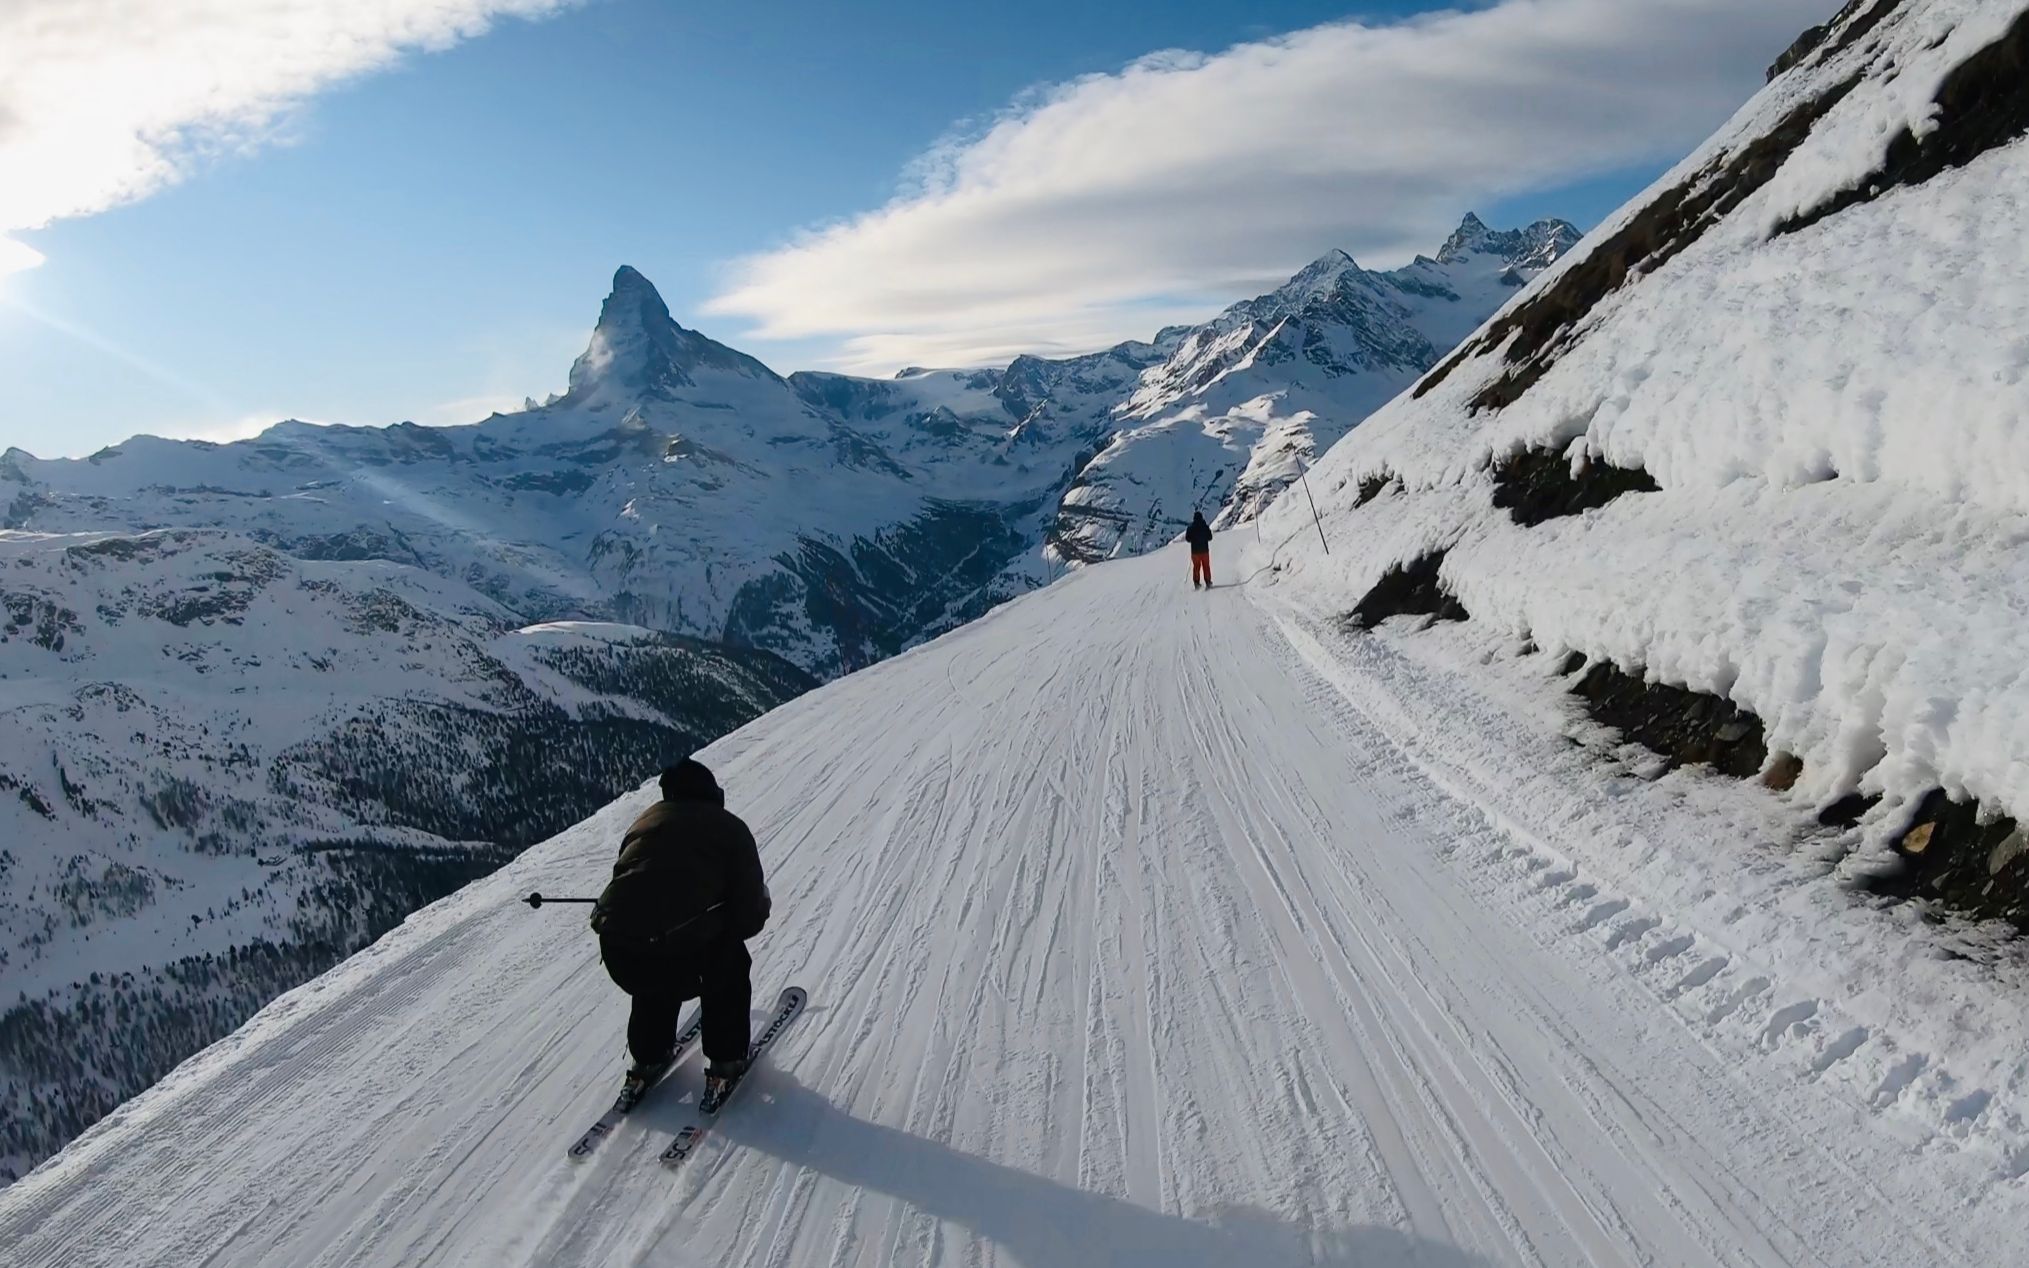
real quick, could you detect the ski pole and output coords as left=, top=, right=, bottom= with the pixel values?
left=522, top=891, right=597, bottom=909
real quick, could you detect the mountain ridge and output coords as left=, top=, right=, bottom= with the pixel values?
left=3, top=212, right=1579, bottom=673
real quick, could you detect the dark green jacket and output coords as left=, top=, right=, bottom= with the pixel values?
left=593, top=797, right=771, bottom=948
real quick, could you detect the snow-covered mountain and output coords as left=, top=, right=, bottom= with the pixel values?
left=12, top=7, right=2029, bottom=1260
left=0, top=526, right=810, bottom=1182
left=0, top=215, right=1571, bottom=1180
left=2, top=267, right=1045, bottom=679
left=1254, top=0, right=2029, bottom=931
left=2, top=217, right=1574, bottom=677
left=1051, top=217, right=1579, bottom=561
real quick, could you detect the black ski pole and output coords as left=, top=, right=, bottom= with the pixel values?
left=523, top=891, right=597, bottom=909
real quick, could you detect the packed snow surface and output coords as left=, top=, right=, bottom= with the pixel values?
left=6, top=539, right=2026, bottom=1266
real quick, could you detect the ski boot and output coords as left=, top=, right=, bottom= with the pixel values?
left=701, top=1055, right=751, bottom=1112
left=620, top=1051, right=674, bottom=1106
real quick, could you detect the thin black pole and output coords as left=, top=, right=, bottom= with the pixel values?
left=1299, top=459, right=1329, bottom=555
left=523, top=891, right=597, bottom=909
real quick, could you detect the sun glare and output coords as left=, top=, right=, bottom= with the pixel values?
left=0, top=236, right=47, bottom=288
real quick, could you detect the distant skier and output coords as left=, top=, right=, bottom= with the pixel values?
left=1185, top=510, right=1214, bottom=589
left=591, top=758, right=770, bottom=1101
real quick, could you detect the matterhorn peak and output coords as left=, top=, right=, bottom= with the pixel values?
left=563, top=265, right=780, bottom=406
left=610, top=263, right=656, bottom=292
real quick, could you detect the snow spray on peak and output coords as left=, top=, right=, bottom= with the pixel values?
left=565, top=265, right=782, bottom=406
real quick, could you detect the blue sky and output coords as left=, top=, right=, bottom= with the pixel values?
left=0, top=0, right=1830, bottom=457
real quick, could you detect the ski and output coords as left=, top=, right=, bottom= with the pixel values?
left=658, top=986, right=807, bottom=1170
left=565, top=1009, right=704, bottom=1162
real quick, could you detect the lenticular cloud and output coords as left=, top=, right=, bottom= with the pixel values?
left=705, top=0, right=1831, bottom=374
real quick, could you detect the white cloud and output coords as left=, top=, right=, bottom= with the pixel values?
left=149, top=412, right=310, bottom=446
left=137, top=391, right=532, bottom=450
left=419, top=391, right=537, bottom=424
left=0, top=0, right=574, bottom=263
left=705, top=0, right=1833, bottom=373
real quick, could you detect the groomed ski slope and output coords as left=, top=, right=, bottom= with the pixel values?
left=5, top=539, right=2026, bottom=1267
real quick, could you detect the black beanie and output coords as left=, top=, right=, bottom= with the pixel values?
left=659, top=758, right=724, bottom=806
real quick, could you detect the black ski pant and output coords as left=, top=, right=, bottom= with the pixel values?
left=617, top=938, right=753, bottom=1065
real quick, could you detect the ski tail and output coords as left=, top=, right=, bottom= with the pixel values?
left=565, top=1008, right=705, bottom=1162
left=660, top=986, right=807, bottom=1168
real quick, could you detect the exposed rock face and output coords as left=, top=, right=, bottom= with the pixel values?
left=1347, top=551, right=1471, bottom=631
left=1764, top=0, right=1906, bottom=83
left=1777, top=9, right=2029, bottom=235
left=1569, top=661, right=1770, bottom=781
left=1490, top=448, right=1659, bottom=527
left=1863, top=790, right=2029, bottom=930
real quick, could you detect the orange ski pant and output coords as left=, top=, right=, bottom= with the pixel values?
left=1190, top=551, right=1212, bottom=586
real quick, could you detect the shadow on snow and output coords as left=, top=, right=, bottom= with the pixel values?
left=658, top=1070, right=1494, bottom=1268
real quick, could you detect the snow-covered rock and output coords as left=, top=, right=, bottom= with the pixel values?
left=1256, top=0, right=2029, bottom=921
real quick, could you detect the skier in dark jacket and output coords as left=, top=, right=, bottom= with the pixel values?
left=1185, top=511, right=1214, bottom=588
left=593, top=758, right=770, bottom=1098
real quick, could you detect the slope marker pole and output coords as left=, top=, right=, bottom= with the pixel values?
left=1299, top=458, right=1329, bottom=555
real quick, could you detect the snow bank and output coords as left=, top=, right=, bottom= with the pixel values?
left=1255, top=0, right=2029, bottom=863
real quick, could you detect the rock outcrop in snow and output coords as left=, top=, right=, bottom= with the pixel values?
left=1255, top=0, right=2029, bottom=928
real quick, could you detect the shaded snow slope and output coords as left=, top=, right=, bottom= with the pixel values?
left=5, top=540, right=2025, bottom=1266
left=1252, top=0, right=2029, bottom=886
left=0, top=527, right=809, bottom=1182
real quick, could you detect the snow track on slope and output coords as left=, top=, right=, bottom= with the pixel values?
left=3, top=542, right=2024, bottom=1266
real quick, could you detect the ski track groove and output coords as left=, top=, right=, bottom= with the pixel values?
left=4, top=544, right=2025, bottom=1266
